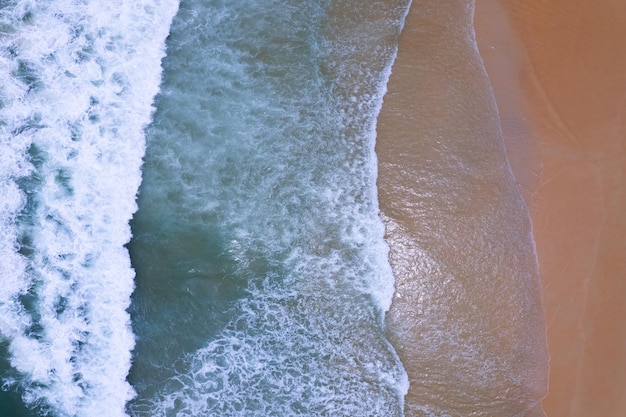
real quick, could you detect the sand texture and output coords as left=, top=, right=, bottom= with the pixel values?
left=475, top=0, right=626, bottom=415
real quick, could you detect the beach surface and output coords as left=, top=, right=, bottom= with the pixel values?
left=475, top=1, right=626, bottom=415
left=377, top=0, right=549, bottom=415
left=376, top=0, right=626, bottom=414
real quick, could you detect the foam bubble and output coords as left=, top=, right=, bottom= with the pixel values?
left=0, top=0, right=179, bottom=415
left=133, top=290, right=408, bottom=416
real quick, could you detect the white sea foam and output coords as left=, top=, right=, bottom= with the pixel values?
left=0, top=0, right=179, bottom=415
left=133, top=290, right=408, bottom=416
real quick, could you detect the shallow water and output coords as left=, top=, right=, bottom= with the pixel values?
left=376, top=1, right=549, bottom=416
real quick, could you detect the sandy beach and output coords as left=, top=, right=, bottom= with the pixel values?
left=377, top=1, right=548, bottom=415
left=378, top=0, right=626, bottom=414
left=475, top=1, right=626, bottom=415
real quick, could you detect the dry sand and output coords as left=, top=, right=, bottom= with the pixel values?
left=475, top=0, right=626, bottom=415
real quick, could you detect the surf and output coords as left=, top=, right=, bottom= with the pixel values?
left=0, top=1, right=178, bottom=415
left=127, top=0, right=411, bottom=415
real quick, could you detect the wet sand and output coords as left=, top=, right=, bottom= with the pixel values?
left=475, top=1, right=626, bottom=415
left=377, top=1, right=548, bottom=415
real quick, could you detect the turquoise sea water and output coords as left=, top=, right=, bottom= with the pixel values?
left=1, top=0, right=411, bottom=415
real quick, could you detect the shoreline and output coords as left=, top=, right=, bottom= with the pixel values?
left=377, top=1, right=548, bottom=415
left=475, top=0, right=626, bottom=415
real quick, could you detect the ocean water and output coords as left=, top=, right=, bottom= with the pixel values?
left=1, top=0, right=412, bottom=415
left=0, top=0, right=178, bottom=416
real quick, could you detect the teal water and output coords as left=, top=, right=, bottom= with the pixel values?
left=127, top=0, right=410, bottom=415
